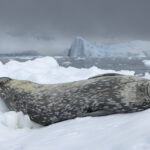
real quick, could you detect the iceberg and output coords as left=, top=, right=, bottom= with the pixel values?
left=68, top=37, right=107, bottom=57
left=68, top=37, right=150, bottom=57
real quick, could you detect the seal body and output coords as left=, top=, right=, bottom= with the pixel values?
left=0, top=73, right=150, bottom=125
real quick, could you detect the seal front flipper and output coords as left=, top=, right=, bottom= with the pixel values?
left=88, top=73, right=123, bottom=79
left=80, top=110, right=114, bottom=117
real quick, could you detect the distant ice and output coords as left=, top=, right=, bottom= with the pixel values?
left=143, top=60, right=150, bottom=66
left=69, top=37, right=107, bottom=57
left=69, top=37, right=150, bottom=58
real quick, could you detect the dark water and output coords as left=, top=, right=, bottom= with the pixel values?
left=55, top=57, right=150, bottom=76
left=0, top=56, right=150, bottom=76
left=0, top=56, right=40, bottom=63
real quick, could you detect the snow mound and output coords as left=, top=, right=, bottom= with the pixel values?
left=0, top=56, right=134, bottom=84
left=0, top=111, right=40, bottom=129
left=0, top=99, right=40, bottom=130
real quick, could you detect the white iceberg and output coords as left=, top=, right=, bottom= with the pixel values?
left=69, top=37, right=150, bottom=58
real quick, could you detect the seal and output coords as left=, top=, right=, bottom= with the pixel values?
left=0, top=73, right=150, bottom=126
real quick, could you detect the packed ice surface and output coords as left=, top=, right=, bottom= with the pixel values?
left=0, top=56, right=134, bottom=84
left=0, top=56, right=150, bottom=150
left=69, top=37, right=150, bottom=57
left=143, top=60, right=150, bottom=67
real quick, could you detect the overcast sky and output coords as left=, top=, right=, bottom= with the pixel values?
left=0, top=0, right=150, bottom=55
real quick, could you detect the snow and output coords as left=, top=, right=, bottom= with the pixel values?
left=69, top=37, right=150, bottom=57
left=0, top=56, right=150, bottom=150
left=143, top=60, right=150, bottom=67
left=18, top=110, right=150, bottom=150
left=0, top=56, right=134, bottom=84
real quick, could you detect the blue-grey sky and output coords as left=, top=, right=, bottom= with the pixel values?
left=0, top=0, right=150, bottom=55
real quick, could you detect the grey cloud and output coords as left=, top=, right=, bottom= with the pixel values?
left=0, top=0, right=150, bottom=54
left=7, top=31, right=55, bottom=41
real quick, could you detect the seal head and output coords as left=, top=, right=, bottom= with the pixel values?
left=0, top=77, right=11, bottom=98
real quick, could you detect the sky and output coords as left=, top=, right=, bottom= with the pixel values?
left=0, top=0, right=150, bottom=55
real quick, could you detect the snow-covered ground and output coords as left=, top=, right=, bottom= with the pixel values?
left=0, top=57, right=150, bottom=150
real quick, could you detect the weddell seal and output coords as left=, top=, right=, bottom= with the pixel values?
left=0, top=73, right=150, bottom=125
